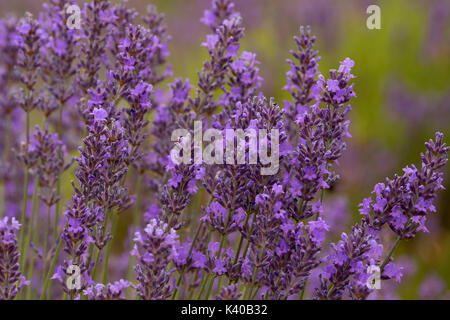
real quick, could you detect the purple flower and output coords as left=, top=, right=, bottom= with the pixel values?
left=383, top=263, right=403, bottom=282
left=216, top=284, right=242, bottom=300
left=317, top=133, right=448, bottom=299
left=133, top=218, right=178, bottom=300
left=84, top=280, right=131, bottom=300
left=53, top=39, right=67, bottom=56
left=92, top=108, right=108, bottom=122
left=192, top=250, right=207, bottom=269
left=326, top=79, right=339, bottom=92
left=200, top=0, right=236, bottom=30
left=202, top=34, right=219, bottom=52
left=200, top=9, right=216, bottom=28
left=308, top=218, right=329, bottom=244
left=208, top=242, right=220, bottom=256
left=0, top=217, right=29, bottom=300
left=213, top=259, right=227, bottom=275
left=358, top=198, right=372, bottom=216
left=338, top=58, right=355, bottom=75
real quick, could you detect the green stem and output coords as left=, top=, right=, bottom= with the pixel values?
left=19, top=111, right=31, bottom=270
left=299, top=285, right=306, bottom=300
left=0, top=113, right=11, bottom=218
left=92, top=209, right=112, bottom=281
left=381, top=236, right=401, bottom=271
left=215, top=276, right=225, bottom=298
left=188, top=189, right=205, bottom=239
left=92, top=248, right=102, bottom=283
left=239, top=211, right=257, bottom=267
left=250, top=286, right=260, bottom=299
left=171, top=221, right=204, bottom=299
left=54, top=185, right=61, bottom=242
left=102, top=212, right=119, bottom=284
left=244, top=244, right=265, bottom=300
left=26, top=191, right=41, bottom=299
left=233, top=211, right=251, bottom=266
left=23, top=179, right=38, bottom=267
left=19, top=170, right=29, bottom=271
left=54, top=103, right=63, bottom=243
left=204, top=234, right=227, bottom=299
left=189, top=271, right=203, bottom=299
left=21, top=178, right=39, bottom=299
left=42, top=203, right=52, bottom=279
left=196, top=271, right=209, bottom=300
left=194, top=230, right=213, bottom=300
left=126, top=175, right=143, bottom=283
left=300, top=170, right=329, bottom=299
left=132, top=175, right=142, bottom=232
left=40, top=229, right=64, bottom=300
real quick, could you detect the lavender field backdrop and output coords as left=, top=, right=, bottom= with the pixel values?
left=0, top=0, right=449, bottom=300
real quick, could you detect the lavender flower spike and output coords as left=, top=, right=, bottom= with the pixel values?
left=0, top=217, right=29, bottom=300
left=132, top=218, right=178, bottom=300
left=316, top=132, right=449, bottom=300
left=84, top=279, right=131, bottom=300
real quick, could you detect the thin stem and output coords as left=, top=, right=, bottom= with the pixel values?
left=194, top=230, right=212, bottom=300
left=42, top=203, right=52, bottom=279
left=238, top=217, right=256, bottom=279
left=215, top=275, right=225, bottom=298
left=53, top=187, right=61, bottom=242
left=196, top=271, right=209, bottom=300
left=132, top=175, right=143, bottom=231
left=251, top=286, right=260, bottom=299
left=244, top=244, right=265, bottom=300
left=92, top=248, right=102, bottom=282
left=23, top=179, right=38, bottom=266
left=26, top=189, right=41, bottom=299
left=190, top=270, right=204, bottom=299
left=299, top=286, right=306, bottom=300
left=171, top=221, right=204, bottom=299
left=0, top=113, right=11, bottom=218
left=21, top=178, right=39, bottom=299
left=326, top=284, right=336, bottom=299
left=126, top=175, right=143, bottom=283
left=19, top=111, right=31, bottom=270
left=381, top=236, right=401, bottom=272
left=232, top=211, right=252, bottom=266
left=299, top=169, right=329, bottom=299
left=40, top=232, right=63, bottom=300
left=102, top=212, right=119, bottom=284
left=204, top=234, right=227, bottom=299
left=92, top=209, right=112, bottom=281
left=54, top=102, right=63, bottom=243
left=188, top=189, right=206, bottom=239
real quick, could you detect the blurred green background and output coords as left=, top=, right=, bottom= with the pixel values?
left=2, top=0, right=449, bottom=298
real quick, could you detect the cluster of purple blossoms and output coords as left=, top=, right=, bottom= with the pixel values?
left=84, top=279, right=130, bottom=300
left=0, top=217, right=29, bottom=300
left=0, top=0, right=448, bottom=301
left=282, top=27, right=354, bottom=225
left=194, top=0, right=244, bottom=116
left=284, top=26, right=321, bottom=139
left=15, top=13, right=42, bottom=115
left=31, top=126, right=69, bottom=208
left=132, top=218, right=178, bottom=300
left=316, top=132, right=448, bottom=299
left=77, top=0, right=110, bottom=94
